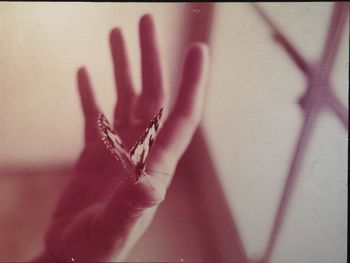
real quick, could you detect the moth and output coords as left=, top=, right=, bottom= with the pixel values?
left=97, top=108, right=163, bottom=182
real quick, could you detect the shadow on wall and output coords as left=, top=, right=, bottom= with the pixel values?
left=0, top=166, right=71, bottom=260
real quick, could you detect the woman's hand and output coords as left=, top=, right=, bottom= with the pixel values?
left=35, top=14, right=209, bottom=262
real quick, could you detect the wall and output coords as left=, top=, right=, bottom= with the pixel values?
left=203, top=3, right=348, bottom=263
left=0, top=2, right=185, bottom=166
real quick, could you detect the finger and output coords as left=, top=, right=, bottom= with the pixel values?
left=110, top=28, right=136, bottom=126
left=136, top=14, right=164, bottom=119
left=148, top=43, right=209, bottom=185
left=85, top=179, right=165, bottom=259
left=77, top=67, right=100, bottom=143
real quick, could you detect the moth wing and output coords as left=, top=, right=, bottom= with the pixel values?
left=129, top=108, right=163, bottom=169
left=97, top=113, right=134, bottom=174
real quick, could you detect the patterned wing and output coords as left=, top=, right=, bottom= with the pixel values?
left=97, top=113, right=134, bottom=174
left=129, top=108, right=163, bottom=171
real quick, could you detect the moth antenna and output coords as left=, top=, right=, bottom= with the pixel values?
left=146, top=169, right=171, bottom=177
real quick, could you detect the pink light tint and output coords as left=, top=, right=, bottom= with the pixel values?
left=252, top=3, right=349, bottom=263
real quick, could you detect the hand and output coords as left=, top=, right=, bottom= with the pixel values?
left=35, top=14, right=209, bottom=262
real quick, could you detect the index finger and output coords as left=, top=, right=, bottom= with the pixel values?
left=148, top=43, right=209, bottom=186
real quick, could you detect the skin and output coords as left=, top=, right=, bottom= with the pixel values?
left=34, top=14, right=209, bottom=262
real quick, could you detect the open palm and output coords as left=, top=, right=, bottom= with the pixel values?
left=35, top=14, right=209, bottom=262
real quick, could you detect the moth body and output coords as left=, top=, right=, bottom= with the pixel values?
left=97, top=108, right=163, bottom=182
